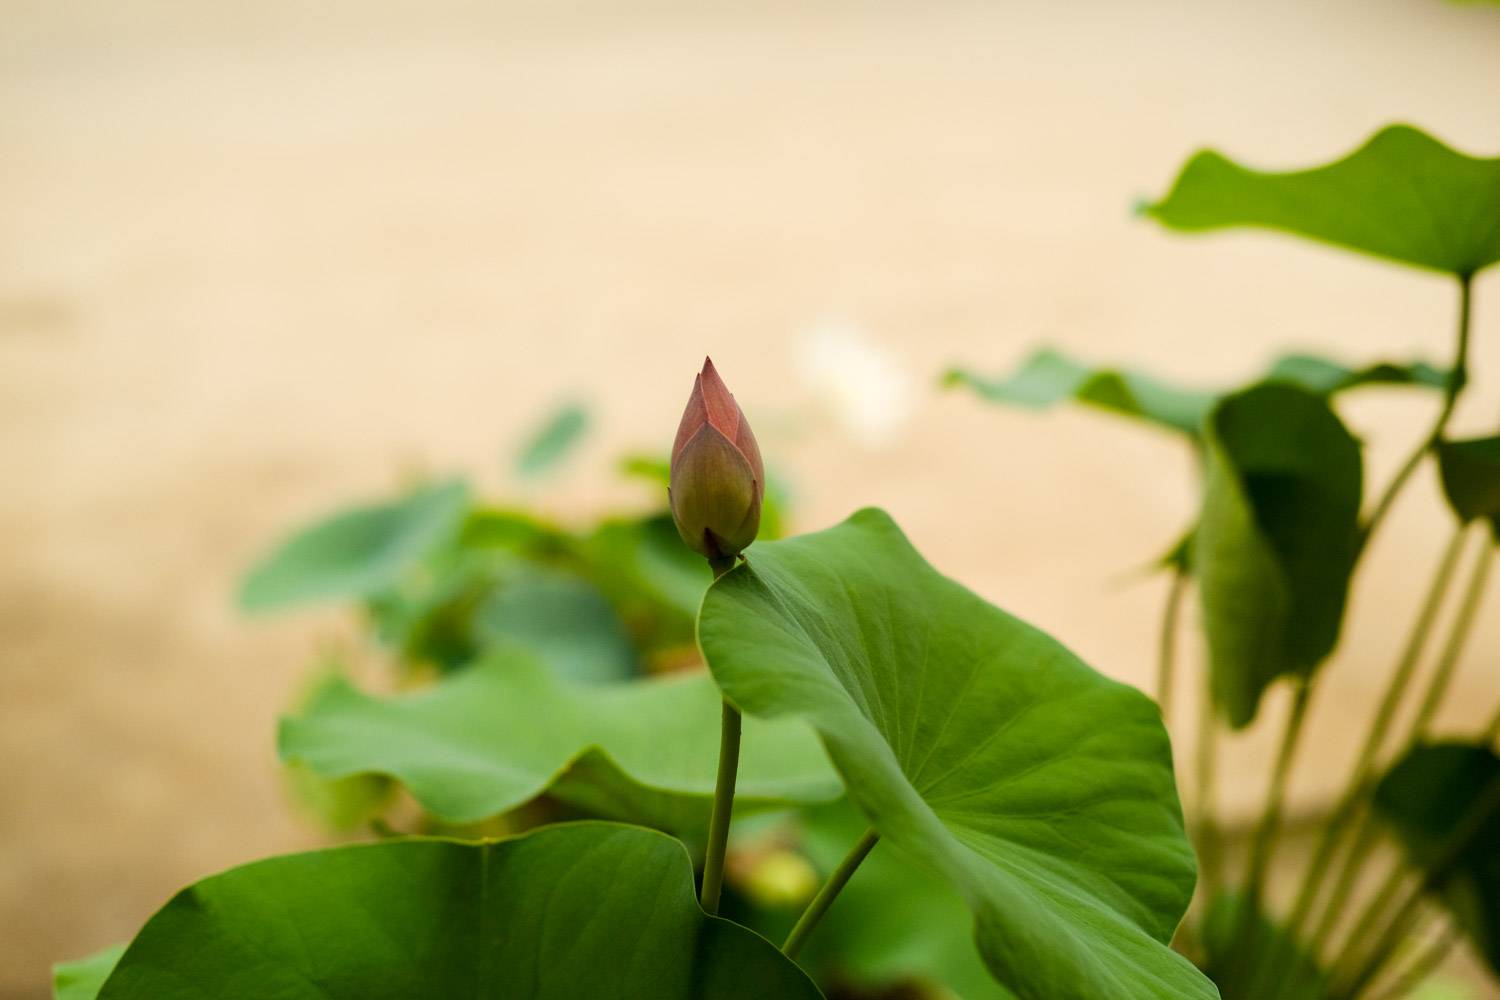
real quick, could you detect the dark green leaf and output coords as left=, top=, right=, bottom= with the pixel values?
left=474, top=568, right=640, bottom=682
left=1200, top=893, right=1324, bottom=1000
left=1375, top=742, right=1500, bottom=972
left=945, top=348, right=1448, bottom=438
left=53, top=945, right=125, bottom=1000
left=239, top=480, right=470, bottom=613
left=1195, top=384, right=1362, bottom=727
left=83, top=823, right=820, bottom=999
left=514, top=402, right=589, bottom=479
left=279, top=653, right=840, bottom=834
left=1437, top=436, right=1500, bottom=537
left=1143, top=124, right=1500, bottom=277
left=698, top=509, right=1213, bottom=1000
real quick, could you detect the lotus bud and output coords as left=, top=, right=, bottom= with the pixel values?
left=669, top=358, right=764, bottom=561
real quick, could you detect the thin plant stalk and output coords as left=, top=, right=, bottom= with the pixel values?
left=1331, top=770, right=1500, bottom=999
left=1195, top=670, right=1223, bottom=909
left=1308, top=534, right=1493, bottom=954
left=782, top=828, right=880, bottom=959
left=1280, top=526, right=1468, bottom=944
left=1157, top=567, right=1187, bottom=720
left=1358, top=274, right=1473, bottom=553
left=699, top=555, right=742, bottom=915
left=1226, top=679, right=1314, bottom=980
left=1364, top=924, right=1461, bottom=1000
left=1409, top=542, right=1494, bottom=739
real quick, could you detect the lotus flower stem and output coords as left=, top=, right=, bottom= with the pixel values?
left=1155, top=566, right=1187, bottom=720
left=782, top=828, right=880, bottom=960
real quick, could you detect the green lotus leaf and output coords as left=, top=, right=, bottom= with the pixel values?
left=1195, top=384, right=1362, bottom=727
left=53, top=944, right=125, bottom=1000
left=279, top=653, right=841, bottom=838
left=697, top=509, right=1214, bottom=1000
left=239, top=480, right=470, bottom=613
left=515, top=402, right=589, bottom=479
left=1143, top=124, right=1500, bottom=277
left=1437, top=436, right=1500, bottom=538
left=1200, top=893, right=1324, bottom=1000
left=1374, top=742, right=1500, bottom=973
left=944, top=347, right=1448, bottom=438
left=69, top=823, right=820, bottom=999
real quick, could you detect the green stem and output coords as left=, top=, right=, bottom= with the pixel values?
left=1410, top=541, right=1493, bottom=739
left=1194, top=673, right=1223, bottom=909
left=782, top=828, right=880, bottom=959
left=1358, top=274, right=1472, bottom=554
left=1332, top=771, right=1500, bottom=999
left=699, top=700, right=742, bottom=914
left=699, top=555, right=741, bottom=915
left=1310, top=533, right=1492, bottom=956
left=1227, top=679, right=1314, bottom=983
left=1364, top=924, right=1461, bottom=1000
left=1157, top=567, right=1187, bottom=720
left=1281, top=527, right=1468, bottom=942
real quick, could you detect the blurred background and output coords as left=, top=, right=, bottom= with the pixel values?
left=3, top=0, right=1500, bottom=997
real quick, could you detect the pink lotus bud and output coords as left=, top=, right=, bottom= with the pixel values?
left=669, top=358, right=764, bottom=560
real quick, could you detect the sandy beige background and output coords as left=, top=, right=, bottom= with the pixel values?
left=4, top=0, right=1500, bottom=996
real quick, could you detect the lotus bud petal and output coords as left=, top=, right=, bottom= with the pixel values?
left=669, top=358, right=764, bottom=560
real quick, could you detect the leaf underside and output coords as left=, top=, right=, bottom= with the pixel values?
left=1144, top=124, right=1500, bottom=277
left=699, top=508, right=1215, bottom=1000
left=1195, top=384, right=1362, bottom=727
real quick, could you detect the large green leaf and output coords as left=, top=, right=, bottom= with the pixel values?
left=279, top=653, right=840, bottom=836
left=1374, top=742, right=1500, bottom=973
left=1195, top=384, right=1362, bottom=727
left=697, top=509, right=1213, bottom=1000
left=74, top=823, right=819, bottom=999
left=53, top=945, right=125, bottom=1000
left=240, top=480, right=470, bottom=613
left=1437, top=436, right=1500, bottom=539
left=944, top=348, right=1447, bottom=437
left=1143, top=124, right=1500, bottom=277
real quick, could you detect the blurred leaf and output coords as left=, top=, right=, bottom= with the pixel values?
left=698, top=509, right=1211, bottom=1000
left=1200, top=892, right=1324, bottom=1000
left=1263, top=353, right=1449, bottom=394
left=1143, top=124, right=1500, bottom=277
left=1375, top=742, right=1500, bottom=973
left=619, top=452, right=672, bottom=486
left=582, top=513, right=711, bottom=657
left=240, top=480, right=470, bottom=613
left=945, top=347, right=1449, bottom=437
left=1196, top=384, right=1362, bottom=727
left=53, top=944, right=124, bottom=1000
left=514, top=402, right=589, bottom=479
left=80, top=824, right=820, bottom=1000
left=1437, top=436, right=1500, bottom=537
left=283, top=761, right=394, bottom=832
left=474, top=568, right=640, bottom=682
left=944, top=349, right=1214, bottom=434
left=279, top=653, right=840, bottom=834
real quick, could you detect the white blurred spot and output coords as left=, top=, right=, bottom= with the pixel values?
left=794, top=321, right=916, bottom=447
